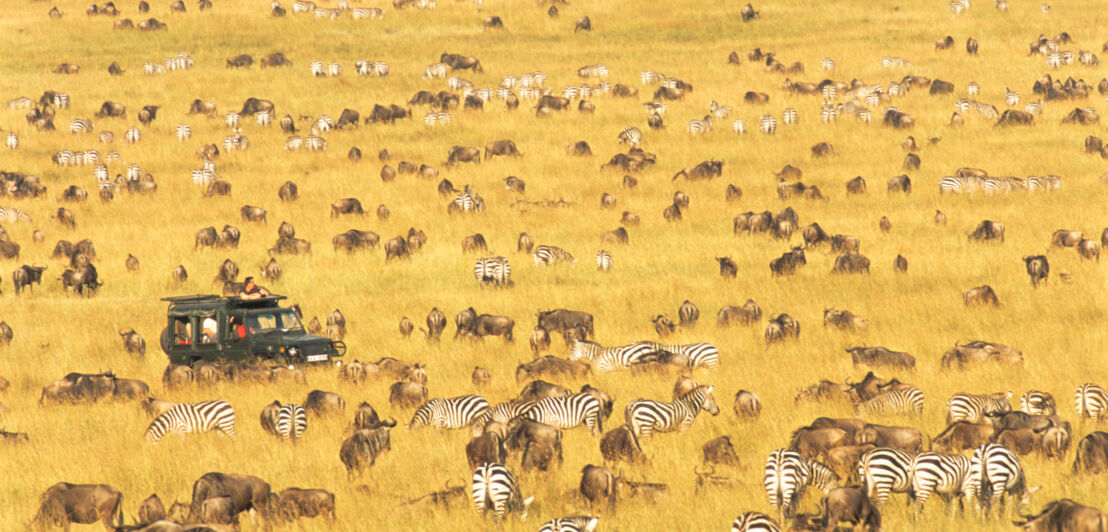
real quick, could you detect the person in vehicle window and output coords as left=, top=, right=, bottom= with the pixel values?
left=239, top=276, right=270, bottom=300
left=202, top=315, right=218, bottom=343
left=229, top=316, right=248, bottom=339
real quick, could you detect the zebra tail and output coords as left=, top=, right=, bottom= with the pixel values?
left=114, top=495, right=125, bottom=529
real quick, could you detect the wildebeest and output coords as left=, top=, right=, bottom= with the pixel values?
left=12, top=265, right=46, bottom=294
left=883, top=109, right=914, bottom=129
left=303, top=390, right=345, bottom=418
left=188, top=99, right=217, bottom=116
left=469, top=314, right=514, bottom=342
left=277, top=181, right=298, bottom=201
left=845, top=176, right=867, bottom=195
left=716, top=257, right=737, bottom=278
left=440, top=52, right=483, bottom=72
left=119, top=328, right=146, bottom=357
left=832, top=253, right=870, bottom=274
left=856, top=424, right=926, bottom=453
left=969, top=220, right=1006, bottom=243
left=187, top=473, right=272, bottom=524
left=966, top=37, right=978, bottom=55
left=651, top=314, right=675, bottom=338
left=929, top=79, right=954, bottom=94
left=789, top=427, right=848, bottom=461
left=1073, top=432, right=1108, bottom=474
left=1014, top=499, right=1108, bottom=531
left=341, top=428, right=392, bottom=476
left=336, top=108, right=360, bottom=129
left=515, top=356, right=591, bottom=383
left=137, top=105, right=159, bottom=126
left=886, top=174, right=911, bottom=194
left=1078, top=238, right=1101, bottom=261
left=384, top=236, right=409, bottom=261
left=933, top=421, right=995, bottom=453
left=1051, top=229, right=1084, bottom=248
left=574, top=16, right=591, bottom=32
left=1022, top=255, right=1049, bottom=287
left=806, top=487, right=881, bottom=532
left=277, top=488, right=335, bottom=522
left=702, top=435, right=740, bottom=466
left=599, top=424, right=646, bottom=465
left=1063, top=107, right=1100, bottom=125
left=330, top=198, right=364, bottom=218
left=941, top=340, right=1024, bottom=369
left=765, top=313, right=800, bottom=345
left=485, top=139, right=521, bottom=159
left=823, top=308, right=868, bottom=332
left=903, top=152, right=921, bottom=170
left=770, top=247, right=806, bottom=276
left=537, top=309, right=595, bottom=338
left=846, top=347, right=915, bottom=370
left=963, top=285, right=1000, bottom=306
left=445, top=146, right=481, bottom=166
left=997, top=109, right=1034, bottom=126
left=240, top=205, right=267, bottom=223
left=261, top=52, right=291, bottom=68
left=673, top=160, right=724, bottom=181
left=31, top=483, right=123, bottom=530
left=733, top=390, right=762, bottom=419
left=95, top=101, right=126, bottom=118
left=579, top=465, right=617, bottom=509
left=240, top=97, right=275, bottom=116
left=389, top=381, right=429, bottom=409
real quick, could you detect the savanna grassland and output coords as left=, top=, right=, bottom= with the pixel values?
left=1, top=0, right=1108, bottom=530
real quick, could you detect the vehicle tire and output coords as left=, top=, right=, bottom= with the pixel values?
left=159, top=327, right=171, bottom=354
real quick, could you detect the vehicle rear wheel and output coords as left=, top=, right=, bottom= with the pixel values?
left=159, top=327, right=171, bottom=354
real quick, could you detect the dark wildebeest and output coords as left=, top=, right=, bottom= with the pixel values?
left=188, top=99, right=217, bottom=116
left=1078, top=239, right=1101, bottom=261
left=60, top=185, right=89, bottom=203
left=537, top=309, right=594, bottom=338
left=966, top=37, right=979, bottom=54
left=137, top=494, right=166, bottom=525
left=600, top=425, right=647, bottom=465
left=829, top=234, right=860, bottom=254
left=579, top=465, right=617, bottom=510
left=261, top=52, right=291, bottom=68
left=277, top=488, right=336, bottom=522
left=856, top=424, right=926, bottom=453
left=789, top=427, right=848, bottom=461
left=454, top=307, right=478, bottom=338
left=340, top=428, right=392, bottom=476
left=770, top=247, right=807, bottom=276
left=515, top=356, right=591, bottom=383
left=845, top=176, right=867, bottom=195
left=503, top=176, right=525, bottom=192
left=384, top=236, right=409, bottom=261
left=741, top=3, right=759, bottom=21
left=678, top=300, right=699, bottom=327
left=716, top=257, right=737, bottom=278
left=1063, top=107, right=1100, bottom=125
left=883, top=109, right=914, bottom=129
left=472, top=314, right=515, bottom=341
left=240, top=205, right=267, bottom=223
left=846, top=347, right=915, bottom=370
left=445, top=145, right=481, bottom=166
left=994, top=428, right=1043, bottom=456
left=622, top=210, right=640, bottom=225
left=303, top=390, right=345, bottom=418
left=240, top=97, right=275, bottom=116
left=801, top=223, right=831, bottom=248
left=725, top=184, right=742, bottom=202
left=516, top=380, right=572, bottom=403
left=672, top=160, right=724, bottom=181
left=331, top=198, right=364, bottom=217
left=933, top=421, right=995, bottom=453
left=278, top=181, right=298, bottom=201
left=806, top=487, right=881, bottom=532
left=138, top=105, right=159, bottom=126
left=389, top=382, right=428, bottom=408
left=119, top=328, right=146, bottom=357
left=1073, top=432, right=1108, bottom=474
left=703, top=435, right=740, bottom=466
left=811, top=142, right=835, bottom=157
left=996, top=109, right=1034, bottom=126
left=929, top=79, right=955, bottom=94
left=734, top=390, right=762, bottom=419
left=651, top=315, right=675, bottom=338
left=765, top=314, right=801, bottom=345
left=485, top=139, right=521, bottom=159
left=823, top=308, right=868, bottom=332
left=31, top=483, right=123, bottom=530
left=832, top=253, right=870, bottom=274
left=528, top=327, right=550, bottom=355
left=440, top=52, right=483, bottom=72
left=203, top=180, right=231, bottom=197
left=522, top=439, right=560, bottom=472
left=95, top=101, right=126, bottom=118
left=903, top=152, right=921, bottom=170
left=1014, top=499, right=1108, bottom=531
left=188, top=473, right=272, bottom=524
left=964, top=285, right=1000, bottom=306
left=744, top=91, right=769, bottom=104
left=969, top=220, right=1006, bottom=243
left=425, top=307, right=447, bottom=340
left=461, top=234, right=488, bottom=253
left=1051, top=229, right=1084, bottom=248
left=941, top=340, right=1024, bottom=369
left=12, top=265, right=46, bottom=294
left=887, top=174, right=911, bottom=194
left=574, top=16, right=591, bottom=32
left=1023, top=255, right=1049, bottom=287
left=336, top=108, right=361, bottom=129
left=269, top=236, right=311, bottom=255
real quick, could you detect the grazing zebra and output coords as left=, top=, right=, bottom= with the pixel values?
left=472, top=463, right=533, bottom=524
left=448, top=77, right=473, bottom=91
left=710, top=100, right=732, bottom=119
left=223, top=132, right=248, bottom=152
left=686, top=116, right=712, bottom=135
left=315, top=7, right=341, bottom=19
left=820, top=105, right=838, bottom=123
left=409, top=395, right=489, bottom=430
left=618, top=126, right=642, bottom=146
left=965, top=443, right=1034, bottom=514
left=821, top=85, right=837, bottom=101
left=733, top=119, right=747, bottom=134
left=328, top=62, right=342, bottom=77
left=256, top=111, right=272, bottom=126
left=470, top=401, right=534, bottom=436
left=946, top=392, right=1011, bottom=424
left=820, top=58, right=834, bottom=70
left=424, top=111, right=451, bottom=127
left=143, top=62, right=160, bottom=75
left=275, top=403, right=308, bottom=440
left=313, top=115, right=333, bottom=133
left=967, top=82, right=980, bottom=96
left=453, top=191, right=486, bottom=213
left=1019, top=390, right=1056, bottom=415
left=1029, top=175, right=1061, bottom=191
left=70, top=118, right=93, bottom=134
left=52, top=92, right=70, bottom=108
left=1024, top=100, right=1043, bottom=115
left=909, top=451, right=971, bottom=512
left=858, top=447, right=915, bottom=506
left=355, top=60, right=375, bottom=76
left=1079, top=51, right=1099, bottom=65
left=562, top=86, right=579, bottom=100
left=352, top=7, right=385, bottom=19
left=1075, top=383, right=1108, bottom=421
left=124, top=127, right=141, bottom=144
left=1005, top=87, right=1019, bottom=106
left=98, top=131, right=114, bottom=144
left=763, top=449, right=810, bottom=518
left=310, top=61, right=325, bottom=77
left=782, top=108, right=798, bottom=125
left=304, top=135, right=327, bottom=151
left=731, top=512, right=781, bottom=532
left=225, top=111, right=240, bottom=128
left=284, top=136, right=304, bottom=151
left=568, top=340, right=653, bottom=372
left=640, top=70, right=665, bottom=84
left=126, top=164, right=141, bottom=182
left=474, top=256, right=511, bottom=287
left=423, top=62, right=448, bottom=79
left=540, top=516, right=598, bottom=532
left=0, top=207, right=32, bottom=224
left=524, top=392, right=603, bottom=435
left=939, top=175, right=981, bottom=194
left=577, top=64, right=608, bottom=79
left=635, top=341, right=720, bottom=368
left=292, top=0, right=315, bottom=13
left=533, top=245, right=576, bottom=265
left=759, top=115, right=776, bottom=134
left=6, top=132, right=17, bottom=150
left=144, top=400, right=236, bottom=444
left=624, top=385, right=720, bottom=438
left=95, top=165, right=110, bottom=188
left=595, top=250, right=612, bottom=271
left=192, top=168, right=216, bottom=185
left=1061, top=51, right=1075, bottom=65
left=853, top=387, right=924, bottom=416
left=1047, top=52, right=1061, bottom=69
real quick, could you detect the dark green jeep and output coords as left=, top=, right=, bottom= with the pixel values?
left=159, top=294, right=345, bottom=366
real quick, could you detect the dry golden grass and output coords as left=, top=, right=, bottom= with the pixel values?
left=1, top=0, right=1108, bottom=530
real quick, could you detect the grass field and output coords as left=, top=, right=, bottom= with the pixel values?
left=1, top=0, right=1108, bottom=529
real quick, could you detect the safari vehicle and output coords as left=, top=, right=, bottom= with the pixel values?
left=159, top=294, right=345, bottom=366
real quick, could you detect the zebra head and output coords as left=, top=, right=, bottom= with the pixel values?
left=692, top=386, right=721, bottom=415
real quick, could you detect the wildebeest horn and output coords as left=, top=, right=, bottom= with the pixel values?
left=382, top=417, right=397, bottom=427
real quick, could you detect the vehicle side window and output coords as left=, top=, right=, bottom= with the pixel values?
left=229, top=315, right=247, bottom=341
left=200, top=313, right=217, bottom=344
left=173, top=317, right=192, bottom=345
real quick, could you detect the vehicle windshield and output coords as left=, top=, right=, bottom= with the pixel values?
left=246, top=311, right=304, bottom=333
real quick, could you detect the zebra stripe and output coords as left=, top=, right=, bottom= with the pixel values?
left=524, top=392, right=603, bottom=435
left=1019, top=390, right=1055, bottom=415
left=474, top=256, right=511, bottom=286
left=292, top=1, right=316, bottom=13
left=124, top=127, right=140, bottom=144
left=448, top=77, right=473, bottom=91
left=409, top=395, right=489, bottom=430
left=304, top=135, right=327, bottom=151
left=595, top=250, right=612, bottom=271
left=946, top=392, right=1011, bottom=423
left=732, top=512, right=781, bottom=532
left=967, top=81, right=980, bottom=96
left=533, top=245, right=576, bottom=265
left=470, top=401, right=533, bottom=436
left=640, top=70, right=665, bottom=84
left=624, top=385, right=719, bottom=438
left=965, top=443, right=1028, bottom=513
left=1075, top=383, right=1108, bottom=421
left=710, top=100, right=732, bottom=119
left=1047, top=52, right=1061, bottom=69
left=423, top=62, right=448, bottom=79
left=577, top=64, right=608, bottom=79
left=126, top=164, right=141, bottom=181
left=6, top=132, right=18, bottom=150
left=635, top=341, right=720, bottom=368
left=1005, top=88, right=1020, bottom=106
left=453, top=192, right=485, bottom=213
left=0, top=207, right=32, bottom=224
left=284, top=136, right=304, bottom=151
left=352, top=7, right=385, bottom=19
left=313, top=115, right=333, bottom=133
left=618, top=127, right=642, bottom=146
left=6, top=96, right=32, bottom=109
left=225, top=112, right=240, bottom=128
left=686, top=117, right=712, bottom=135
left=821, top=58, right=835, bottom=70
left=820, top=105, right=838, bottom=123
left=98, top=131, right=114, bottom=144
left=909, top=451, right=971, bottom=509
left=256, top=111, right=272, bottom=126
left=144, top=400, right=236, bottom=443
left=328, top=62, right=342, bottom=77
left=859, top=447, right=915, bottom=506
left=782, top=108, right=798, bottom=125
left=568, top=339, right=653, bottom=372
left=1024, top=100, right=1043, bottom=115
left=759, top=115, right=776, bottom=134
left=192, top=168, right=216, bottom=185
left=52, top=92, right=70, bottom=108
left=275, top=404, right=308, bottom=440
left=821, top=85, right=837, bottom=101
left=854, top=387, right=924, bottom=415
left=310, top=61, right=325, bottom=77
left=70, top=118, right=93, bottom=134
left=540, top=516, right=598, bottom=532
left=424, top=111, right=451, bottom=127
left=763, top=449, right=809, bottom=517
left=733, top=119, right=747, bottom=134
left=472, top=463, right=531, bottom=524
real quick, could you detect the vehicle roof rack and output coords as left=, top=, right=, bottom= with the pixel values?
left=161, top=294, right=221, bottom=303
left=161, top=294, right=287, bottom=305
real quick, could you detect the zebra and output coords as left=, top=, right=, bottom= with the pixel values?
left=577, top=64, right=608, bottom=79
left=336, top=0, right=349, bottom=9
left=312, top=115, right=333, bottom=133
left=423, top=62, right=448, bottom=79
left=595, top=250, right=612, bottom=271
left=284, top=136, right=304, bottom=151
left=562, top=86, right=579, bottom=100
left=310, top=61, right=325, bottom=77
left=624, top=385, right=720, bottom=438
left=124, top=127, right=141, bottom=144
left=192, top=168, right=216, bottom=185
left=1024, top=100, right=1043, bottom=115
left=351, top=7, right=385, bottom=18
left=640, top=70, right=665, bottom=84
left=939, top=176, right=978, bottom=194
left=686, top=116, right=712, bottom=135
left=821, top=85, right=837, bottom=101
left=470, top=401, right=534, bottom=436
left=1079, top=51, right=1099, bottom=65
left=126, top=164, right=141, bottom=182
left=70, top=118, right=93, bottom=134
left=448, top=77, right=473, bottom=91
left=5, top=132, right=17, bottom=150
left=143, top=400, right=236, bottom=444
left=635, top=341, right=720, bottom=368
left=820, top=105, right=838, bottom=123
left=225, top=111, right=240, bottom=129
left=409, top=395, right=489, bottom=430
left=965, top=443, right=1034, bottom=515
left=853, top=387, right=924, bottom=416
left=453, top=191, right=485, bottom=213
left=315, top=7, right=341, bottom=19
left=1047, top=52, right=1061, bottom=69
left=1062, top=51, right=1075, bottom=65
left=540, top=516, right=598, bottom=532
left=618, top=126, right=642, bottom=146
left=304, top=135, right=327, bottom=151
left=275, top=403, right=308, bottom=440
left=523, top=392, right=603, bottom=435
left=782, top=108, right=798, bottom=125
left=946, top=392, right=1011, bottom=423
left=533, top=245, right=576, bottom=265
left=763, top=449, right=810, bottom=518
left=967, top=81, right=980, bottom=96
left=1019, top=390, right=1056, bottom=415
left=1005, top=87, right=1020, bottom=106
left=858, top=447, right=915, bottom=507
left=1075, top=383, right=1108, bottom=421
left=474, top=256, right=511, bottom=287
left=355, top=60, right=376, bottom=76
left=568, top=340, right=653, bottom=372
left=6, top=96, right=32, bottom=109
left=995, top=0, right=1008, bottom=9
left=328, top=62, right=342, bottom=77
left=424, top=112, right=451, bottom=127
left=908, top=451, right=971, bottom=513
left=256, top=111, right=272, bottom=126
left=98, top=131, right=114, bottom=144
left=710, top=100, right=732, bottom=119
left=731, top=512, right=781, bottom=532
left=52, top=92, right=70, bottom=108
left=733, top=119, right=747, bottom=134
left=759, top=115, right=776, bottom=134
left=0, top=207, right=32, bottom=224
left=292, top=0, right=315, bottom=13
left=95, top=165, right=110, bottom=189
left=472, top=463, right=533, bottom=524
left=472, top=88, right=495, bottom=102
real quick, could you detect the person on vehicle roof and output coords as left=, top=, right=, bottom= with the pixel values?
left=239, top=276, right=270, bottom=300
